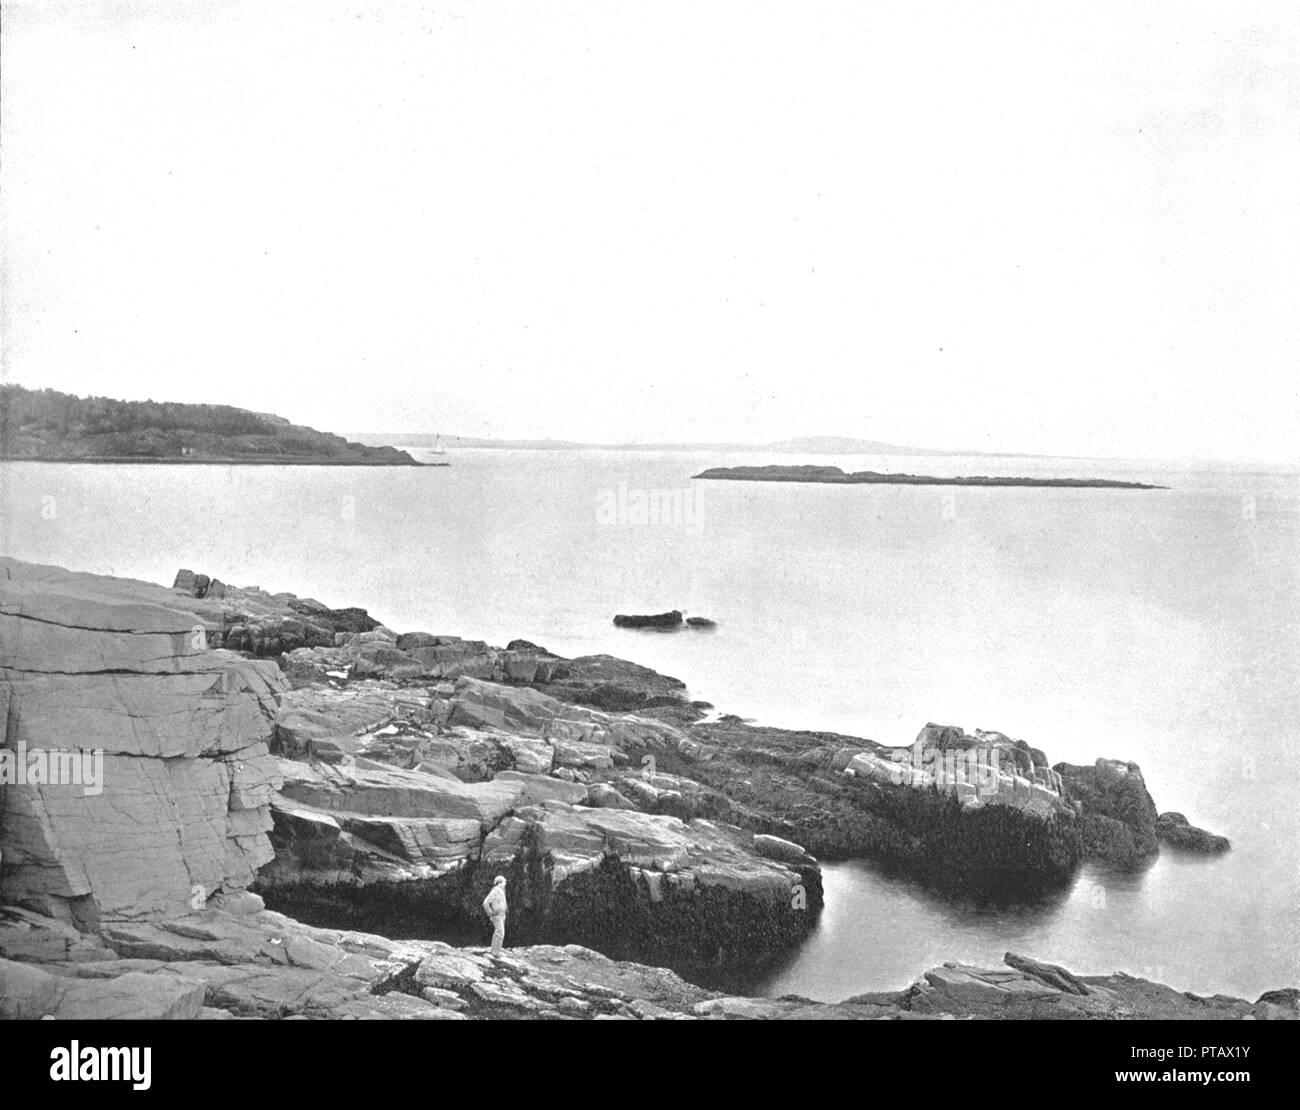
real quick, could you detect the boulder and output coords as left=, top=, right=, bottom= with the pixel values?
left=752, top=834, right=817, bottom=866
left=1155, top=812, right=1231, bottom=854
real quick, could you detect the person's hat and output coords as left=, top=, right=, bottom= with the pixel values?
left=494, top=875, right=507, bottom=885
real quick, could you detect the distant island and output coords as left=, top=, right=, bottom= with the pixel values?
left=346, top=432, right=1028, bottom=457
left=0, top=385, right=422, bottom=465
left=693, top=465, right=1167, bottom=490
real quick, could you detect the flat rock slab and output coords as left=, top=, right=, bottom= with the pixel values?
left=0, top=956, right=206, bottom=1020
left=275, top=757, right=524, bottom=827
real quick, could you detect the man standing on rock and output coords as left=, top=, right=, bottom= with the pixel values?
left=482, top=875, right=508, bottom=956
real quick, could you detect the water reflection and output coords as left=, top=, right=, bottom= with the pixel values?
left=704, top=849, right=1242, bottom=1003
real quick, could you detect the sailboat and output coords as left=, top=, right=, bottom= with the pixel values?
left=426, top=433, right=450, bottom=466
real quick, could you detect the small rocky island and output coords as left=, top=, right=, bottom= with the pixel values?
left=614, top=610, right=684, bottom=628
left=693, top=464, right=1166, bottom=489
left=613, top=611, right=716, bottom=630
left=0, top=384, right=421, bottom=465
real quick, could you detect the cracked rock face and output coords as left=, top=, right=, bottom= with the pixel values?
left=0, top=557, right=287, bottom=925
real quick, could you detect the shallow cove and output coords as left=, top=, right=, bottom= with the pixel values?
left=706, top=852, right=1256, bottom=1001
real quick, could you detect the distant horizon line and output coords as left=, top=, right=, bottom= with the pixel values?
left=343, top=431, right=1291, bottom=470
left=1, top=384, right=1285, bottom=469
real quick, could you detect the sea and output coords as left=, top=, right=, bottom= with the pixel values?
left=2, top=447, right=1296, bottom=1002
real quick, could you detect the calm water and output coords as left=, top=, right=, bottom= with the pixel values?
left=3, top=449, right=1297, bottom=1001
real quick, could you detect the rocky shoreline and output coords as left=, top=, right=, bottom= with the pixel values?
left=0, top=556, right=1287, bottom=1021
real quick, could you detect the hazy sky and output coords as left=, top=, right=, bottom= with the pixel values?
left=2, top=1, right=1297, bottom=462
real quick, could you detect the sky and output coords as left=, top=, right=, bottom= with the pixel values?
left=1, top=0, right=1297, bottom=463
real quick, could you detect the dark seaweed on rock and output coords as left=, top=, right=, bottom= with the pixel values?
left=1155, top=811, right=1231, bottom=853
left=496, top=841, right=822, bottom=973
left=1054, top=759, right=1159, bottom=868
